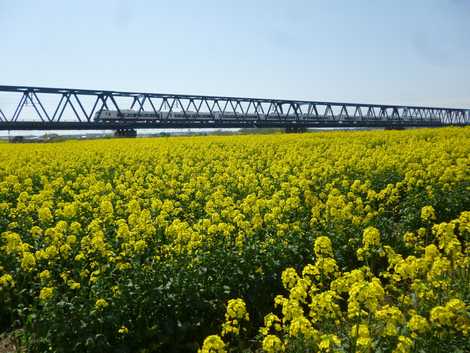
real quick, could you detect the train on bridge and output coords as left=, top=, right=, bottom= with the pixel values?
left=92, top=109, right=443, bottom=124
left=94, top=110, right=241, bottom=122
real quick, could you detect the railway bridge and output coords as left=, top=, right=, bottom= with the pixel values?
left=0, top=85, right=468, bottom=133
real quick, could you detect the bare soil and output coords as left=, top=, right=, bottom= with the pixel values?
left=0, top=334, right=18, bottom=353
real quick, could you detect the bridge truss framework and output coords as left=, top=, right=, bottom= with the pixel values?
left=0, top=85, right=468, bottom=130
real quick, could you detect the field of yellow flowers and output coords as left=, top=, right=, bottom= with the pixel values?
left=0, top=128, right=469, bottom=353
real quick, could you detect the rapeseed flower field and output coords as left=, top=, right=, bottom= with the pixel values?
left=0, top=128, right=469, bottom=353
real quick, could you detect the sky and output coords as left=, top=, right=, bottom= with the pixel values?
left=1, top=0, right=470, bottom=109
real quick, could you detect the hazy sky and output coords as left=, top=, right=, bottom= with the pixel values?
left=1, top=0, right=470, bottom=107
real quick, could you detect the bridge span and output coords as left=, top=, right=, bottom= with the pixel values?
left=0, top=85, right=468, bottom=131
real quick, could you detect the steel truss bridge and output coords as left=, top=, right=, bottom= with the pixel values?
left=0, top=85, right=468, bottom=131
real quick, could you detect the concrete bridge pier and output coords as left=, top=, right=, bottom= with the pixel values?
left=285, top=127, right=307, bottom=133
left=114, top=129, right=137, bottom=138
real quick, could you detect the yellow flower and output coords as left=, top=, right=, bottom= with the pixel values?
left=100, top=200, right=114, bottom=216
left=403, top=231, right=417, bottom=247
left=316, top=257, right=339, bottom=279
left=314, top=236, right=333, bottom=258
left=118, top=325, right=129, bottom=334
left=289, top=316, right=318, bottom=340
left=318, top=334, right=341, bottom=352
left=67, top=280, right=81, bottom=290
left=430, top=299, right=470, bottom=334
left=350, top=324, right=371, bottom=348
left=392, top=335, right=413, bottom=353
left=199, top=335, right=226, bottom=353
left=262, top=335, right=284, bottom=353
left=38, top=206, right=53, bottom=223
left=420, top=205, right=436, bottom=222
left=281, top=268, right=299, bottom=290
left=63, top=204, right=76, bottom=218
left=375, top=305, right=404, bottom=337
left=66, top=235, right=77, bottom=246
left=60, top=244, right=72, bottom=258
left=74, top=252, right=86, bottom=261
left=309, top=291, right=341, bottom=323
left=20, top=252, right=36, bottom=272
left=2, top=232, right=22, bottom=254
left=39, top=287, right=54, bottom=301
left=95, top=298, right=109, bottom=310
left=424, top=244, right=439, bottom=261
left=0, top=274, right=15, bottom=288
left=260, top=313, right=282, bottom=336
left=39, top=270, right=51, bottom=282
left=225, top=298, right=249, bottom=321
left=347, top=278, right=384, bottom=319
left=222, top=298, right=249, bottom=336
left=362, top=226, right=380, bottom=248
left=407, top=314, right=429, bottom=335
left=133, top=239, right=147, bottom=254
left=45, top=245, right=58, bottom=259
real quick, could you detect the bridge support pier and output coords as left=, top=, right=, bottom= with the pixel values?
left=384, top=126, right=405, bottom=130
left=114, top=129, right=137, bottom=138
left=285, top=127, right=307, bottom=133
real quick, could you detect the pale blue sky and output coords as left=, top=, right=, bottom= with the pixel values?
left=1, top=0, right=470, bottom=108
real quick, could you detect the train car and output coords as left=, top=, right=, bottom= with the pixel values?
left=94, top=110, right=162, bottom=122
left=93, top=109, right=273, bottom=122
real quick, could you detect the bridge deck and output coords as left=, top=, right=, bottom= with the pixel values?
left=0, top=120, right=447, bottom=131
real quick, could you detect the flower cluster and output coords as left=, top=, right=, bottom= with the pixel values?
left=208, top=211, right=470, bottom=352
left=221, top=298, right=250, bottom=336
left=0, top=127, right=468, bottom=353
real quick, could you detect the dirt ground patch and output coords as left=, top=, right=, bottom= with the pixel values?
left=0, top=334, right=18, bottom=353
